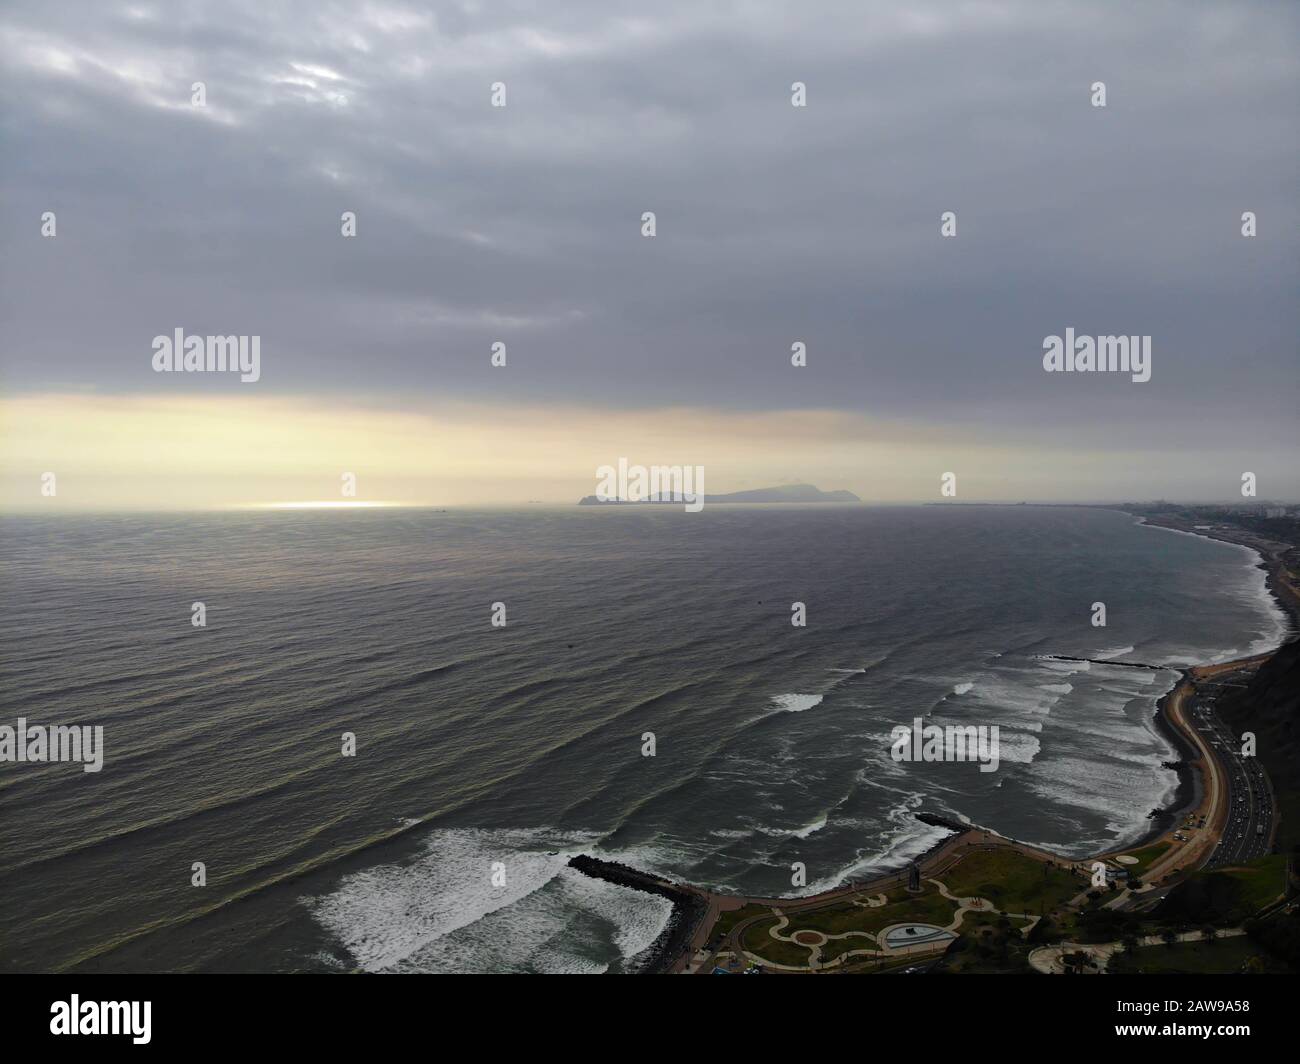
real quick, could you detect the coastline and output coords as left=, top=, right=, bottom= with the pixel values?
left=571, top=508, right=1300, bottom=973
left=1134, top=673, right=1202, bottom=848
left=1126, top=512, right=1300, bottom=640
left=1106, top=511, right=1298, bottom=853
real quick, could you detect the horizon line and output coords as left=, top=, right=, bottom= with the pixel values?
left=3, top=499, right=1297, bottom=516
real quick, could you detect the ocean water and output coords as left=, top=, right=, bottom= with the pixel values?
left=0, top=505, right=1288, bottom=973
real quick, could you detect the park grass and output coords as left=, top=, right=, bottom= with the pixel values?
left=772, top=862, right=1069, bottom=968
left=739, top=917, right=816, bottom=968
left=857, top=954, right=935, bottom=974
left=1121, top=840, right=1172, bottom=869
left=1212, top=854, right=1288, bottom=914
left=821, top=949, right=934, bottom=974
left=931, top=909, right=1035, bottom=973
left=794, top=885, right=957, bottom=938
left=1274, top=790, right=1300, bottom=852
left=1152, top=853, right=1287, bottom=928
left=818, top=933, right=884, bottom=965
left=1111, top=935, right=1290, bottom=974
left=960, top=909, right=1027, bottom=932
left=740, top=887, right=961, bottom=968
left=814, top=890, right=959, bottom=964
left=712, top=903, right=771, bottom=941
left=940, top=848, right=1080, bottom=914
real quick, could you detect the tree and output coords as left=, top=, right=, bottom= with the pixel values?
left=1026, top=916, right=1054, bottom=944
left=1161, top=928, right=1179, bottom=949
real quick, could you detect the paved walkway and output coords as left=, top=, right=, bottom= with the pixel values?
left=735, top=873, right=1043, bottom=972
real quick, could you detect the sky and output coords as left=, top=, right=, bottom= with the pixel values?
left=1, top=0, right=1297, bottom=509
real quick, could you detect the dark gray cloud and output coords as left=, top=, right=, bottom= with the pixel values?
left=1, top=1, right=1297, bottom=445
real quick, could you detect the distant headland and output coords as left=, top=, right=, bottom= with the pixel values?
left=578, top=483, right=861, bottom=505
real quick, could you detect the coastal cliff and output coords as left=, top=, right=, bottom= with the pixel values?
left=1216, top=639, right=1300, bottom=850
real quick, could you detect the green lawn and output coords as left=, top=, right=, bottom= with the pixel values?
left=815, top=891, right=959, bottom=964
left=857, top=954, right=935, bottom=974
left=740, top=887, right=961, bottom=968
left=961, top=909, right=1029, bottom=931
left=791, top=886, right=955, bottom=937
left=1274, top=790, right=1300, bottom=852
left=817, top=933, right=881, bottom=965
left=1110, top=935, right=1291, bottom=974
left=740, top=917, right=816, bottom=968
left=1214, top=854, right=1289, bottom=914
left=939, top=849, right=1080, bottom=914
left=1152, top=853, right=1288, bottom=927
left=1121, top=841, right=1172, bottom=870
left=711, top=903, right=771, bottom=941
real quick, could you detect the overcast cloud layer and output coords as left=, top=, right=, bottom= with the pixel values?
left=1, top=1, right=1297, bottom=499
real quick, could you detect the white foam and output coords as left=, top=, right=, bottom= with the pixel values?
left=952, top=681, right=975, bottom=695
left=770, top=693, right=823, bottom=713
left=992, top=729, right=1042, bottom=764
left=1041, top=658, right=1090, bottom=674
left=1135, top=517, right=1293, bottom=658
left=1023, top=747, right=1176, bottom=857
left=306, top=827, right=672, bottom=974
left=804, top=791, right=954, bottom=893
left=1015, top=666, right=1181, bottom=854
left=792, top=813, right=829, bottom=839
left=969, top=673, right=1072, bottom=718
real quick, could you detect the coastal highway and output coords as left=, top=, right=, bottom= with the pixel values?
left=1190, top=672, right=1275, bottom=868
left=1115, top=658, right=1273, bottom=901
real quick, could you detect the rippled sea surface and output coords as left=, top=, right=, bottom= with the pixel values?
left=0, top=505, right=1287, bottom=972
